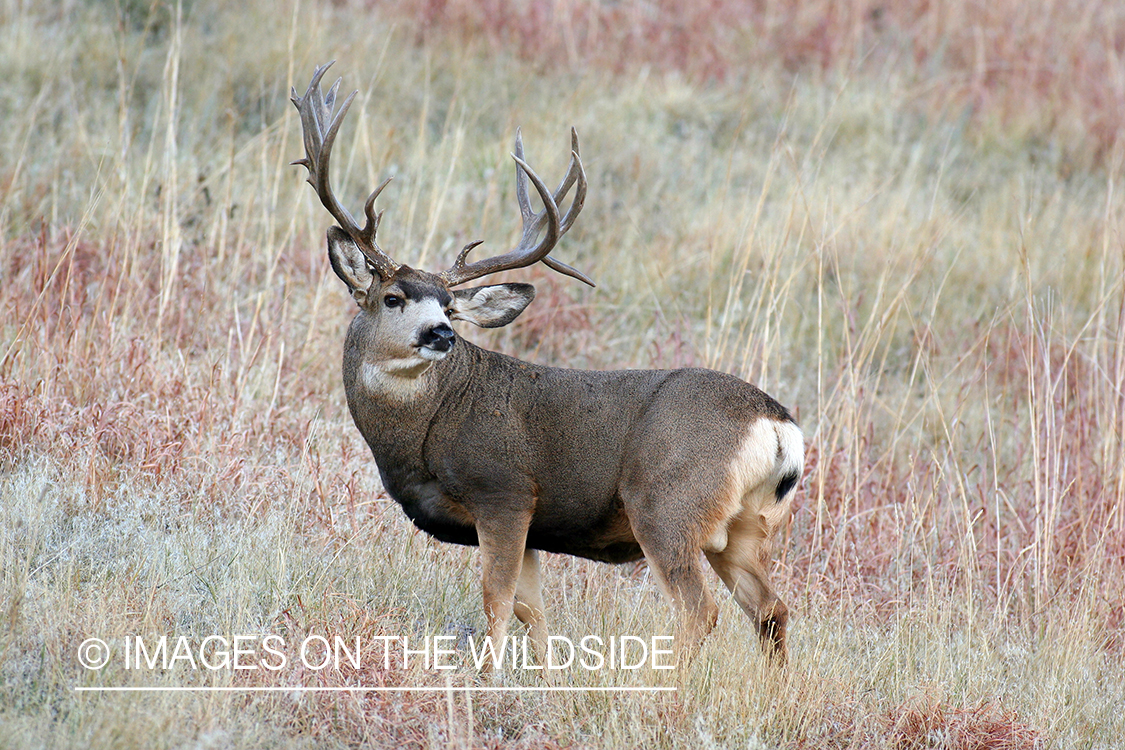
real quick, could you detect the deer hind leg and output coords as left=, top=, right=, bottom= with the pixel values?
left=704, top=508, right=789, bottom=663
left=631, top=522, right=718, bottom=661
left=513, top=548, right=547, bottom=658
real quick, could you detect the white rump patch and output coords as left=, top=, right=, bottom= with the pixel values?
left=728, top=419, right=783, bottom=492
left=703, top=418, right=805, bottom=552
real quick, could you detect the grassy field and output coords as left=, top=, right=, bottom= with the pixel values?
left=2, top=0, right=1124, bottom=747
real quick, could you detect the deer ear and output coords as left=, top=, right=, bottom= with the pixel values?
left=451, top=283, right=536, bottom=328
left=327, top=227, right=376, bottom=302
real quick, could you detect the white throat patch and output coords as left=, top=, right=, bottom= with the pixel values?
left=360, top=359, right=434, bottom=400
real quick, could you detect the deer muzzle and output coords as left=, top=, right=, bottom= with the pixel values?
left=418, top=323, right=456, bottom=358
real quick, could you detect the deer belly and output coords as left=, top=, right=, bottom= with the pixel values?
left=391, top=481, right=480, bottom=547
left=526, top=501, right=642, bottom=563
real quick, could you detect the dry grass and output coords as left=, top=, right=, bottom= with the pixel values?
left=392, top=0, right=1125, bottom=167
left=2, top=0, right=1124, bottom=747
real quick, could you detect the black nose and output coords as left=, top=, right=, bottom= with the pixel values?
left=420, top=323, right=456, bottom=352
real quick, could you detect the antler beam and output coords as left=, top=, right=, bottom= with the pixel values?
left=439, top=128, right=592, bottom=288
left=291, top=62, right=400, bottom=280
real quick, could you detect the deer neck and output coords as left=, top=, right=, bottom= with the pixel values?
left=342, top=318, right=478, bottom=432
left=342, top=322, right=482, bottom=500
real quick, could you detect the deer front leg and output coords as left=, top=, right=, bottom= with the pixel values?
left=513, top=548, right=548, bottom=658
left=475, top=510, right=532, bottom=672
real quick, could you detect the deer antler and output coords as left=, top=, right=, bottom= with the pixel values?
left=291, top=62, right=400, bottom=280
left=439, top=128, right=593, bottom=288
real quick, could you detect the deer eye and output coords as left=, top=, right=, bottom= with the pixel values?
left=383, top=295, right=403, bottom=309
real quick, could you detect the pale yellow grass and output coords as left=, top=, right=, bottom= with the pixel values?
left=1, top=1, right=1123, bottom=748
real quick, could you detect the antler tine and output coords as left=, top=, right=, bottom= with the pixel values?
left=512, top=128, right=591, bottom=286
left=439, top=129, right=594, bottom=288
left=362, top=177, right=393, bottom=243
left=291, top=62, right=399, bottom=279
left=539, top=128, right=592, bottom=285
left=514, top=129, right=534, bottom=230
left=531, top=128, right=586, bottom=235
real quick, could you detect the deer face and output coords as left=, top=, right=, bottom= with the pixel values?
left=327, top=228, right=536, bottom=371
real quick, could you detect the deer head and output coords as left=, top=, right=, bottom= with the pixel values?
left=291, top=62, right=591, bottom=375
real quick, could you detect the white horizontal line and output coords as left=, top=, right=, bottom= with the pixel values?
left=74, top=685, right=675, bottom=693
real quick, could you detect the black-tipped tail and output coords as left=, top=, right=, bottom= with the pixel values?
left=775, top=470, right=800, bottom=502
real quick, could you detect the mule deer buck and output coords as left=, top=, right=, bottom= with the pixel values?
left=292, top=63, right=804, bottom=665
